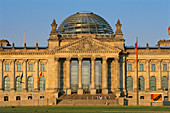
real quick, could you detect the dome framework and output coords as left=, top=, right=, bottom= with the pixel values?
left=57, top=12, right=113, bottom=34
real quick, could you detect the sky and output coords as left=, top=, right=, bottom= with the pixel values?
left=0, top=0, right=170, bottom=47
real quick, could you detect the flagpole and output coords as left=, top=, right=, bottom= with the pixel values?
left=136, top=37, right=139, bottom=106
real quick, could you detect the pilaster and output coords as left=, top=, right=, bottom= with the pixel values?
left=23, top=59, right=27, bottom=91
left=157, top=60, right=162, bottom=90
left=146, top=59, right=150, bottom=91
left=11, top=59, right=15, bottom=91
left=122, top=57, right=126, bottom=92
left=35, top=59, right=39, bottom=91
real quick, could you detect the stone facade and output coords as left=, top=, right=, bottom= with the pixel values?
left=0, top=12, right=170, bottom=106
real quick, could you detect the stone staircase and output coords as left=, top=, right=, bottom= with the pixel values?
left=56, top=93, right=119, bottom=106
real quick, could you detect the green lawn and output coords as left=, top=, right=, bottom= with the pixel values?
left=0, top=106, right=170, bottom=113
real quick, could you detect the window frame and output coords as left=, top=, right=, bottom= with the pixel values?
left=5, top=64, right=9, bottom=71
left=127, top=76, right=133, bottom=91
left=163, top=64, right=167, bottom=71
left=17, top=64, right=21, bottom=71
left=151, top=64, right=155, bottom=71
left=150, top=76, right=156, bottom=91
left=29, top=64, right=33, bottom=71
left=128, top=64, right=132, bottom=71
left=139, top=64, right=144, bottom=71
left=4, top=76, right=10, bottom=91
left=40, top=64, right=45, bottom=71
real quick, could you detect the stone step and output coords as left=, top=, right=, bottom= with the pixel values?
left=57, top=99, right=119, bottom=106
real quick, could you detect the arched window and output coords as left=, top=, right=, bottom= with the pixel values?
left=28, top=76, right=34, bottom=91
left=127, top=76, right=133, bottom=91
left=4, top=76, right=10, bottom=91
left=150, top=76, right=156, bottom=91
left=162, top=76, right=168, bottom=91
left=16, top=76, right=22, bottom=91
left=39, top=77, right=45, bottom=91
left=139, top=76, right=144, bottom=91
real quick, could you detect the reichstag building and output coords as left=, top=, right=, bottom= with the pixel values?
left=0, top=11, right=170, bottom=106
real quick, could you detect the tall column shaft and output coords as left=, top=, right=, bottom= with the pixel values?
left=91, top=57, right=95, bottom=89
left=55, top=57, right=59, bottom=91
left=102, top=57, right=108, bottom=94
left=115, top=58, right=120, bottom=91
left=66, top=57, right=71, bottom=89
left=168, top=61, right=170, bottom=101
left=122, top=57, right=126, bottom=91
left=0, top=59, right=3, bottom=91
left=78, top=57, right=82, bottom=89
left=78, top=57, right=83, bottom=95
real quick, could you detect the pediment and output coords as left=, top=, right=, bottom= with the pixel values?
left=55, top=37, right=122, bottom=53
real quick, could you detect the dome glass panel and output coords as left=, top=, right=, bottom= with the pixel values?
left=57, top=12, right=113, bottom=34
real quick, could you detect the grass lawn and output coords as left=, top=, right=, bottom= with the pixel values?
left=0, top=106, right=170, bottom=113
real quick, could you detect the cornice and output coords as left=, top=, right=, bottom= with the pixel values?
left=0, top=52, right=55, bottom=55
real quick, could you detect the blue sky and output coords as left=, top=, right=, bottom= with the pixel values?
left=0, top=0, right=169, bottom=47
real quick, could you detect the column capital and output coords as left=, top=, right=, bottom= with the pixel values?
left=146, top=59, right=150, bottom=63
left=102, top=57, right=107, bottom=61
left=54, top=57, right=59, bottom=61
left=35, top=59, right=39, bottom=62
left=91, top=56, right=96, bottom=61
left=66, top=57, right=71, bottom=61
left=23, top=59, right=27, bottom=62
left=157, top=59, right=162, bottom=63
left=11, top=59, right=16, bottom=62
left=78, top=57, right=83, bottom=61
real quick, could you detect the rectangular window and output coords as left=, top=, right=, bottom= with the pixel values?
left=17, top=64, right=21, bottom=71
left=40, top=64, right=45, bottom=71
left=163, top=64, right=167, bottom=71
left=5, top=64, right=9, bottom=71
left=29, top=64, right=33, bottom=71
left=128, top=64, right=132, bottom=71
left=151, top=64, right=155, bottom=71
left=139, top=64, right=144, bottom=71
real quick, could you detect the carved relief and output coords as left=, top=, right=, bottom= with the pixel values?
left=68, top=39, right=108, bottom=51
left=56, top=37, right=122, bottom=53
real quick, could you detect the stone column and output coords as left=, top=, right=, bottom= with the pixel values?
left=11, top=59, right=15, bottom=91
left=146, top=59, right=150, bottom=91
left=102, top=57, right=108, bottom=94
left=23, top=59, right=27, bottom=91
left=35, top=59, right=39, bottom=91
left=55, top=57, right=59, bottom=92
left=90, top=57, right=96, bottom=94
left=66, top=57, right=71, bottom=95
left=0, top=59, right=3, bottom=92
left=122, top=57, right=126, bottom=92
left=78, top=57, right=83, bottom=95
left=157, top=60, right=162, bottom=90
left=168, top=60, right=170, bottom=101
left=115, top=58, right=120, bottom=97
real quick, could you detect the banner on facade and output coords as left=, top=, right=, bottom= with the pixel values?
left=150, top=93, right=163, bottom=102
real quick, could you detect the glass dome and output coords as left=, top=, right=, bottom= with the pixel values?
left=57, top=11, right=113, bottom=34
